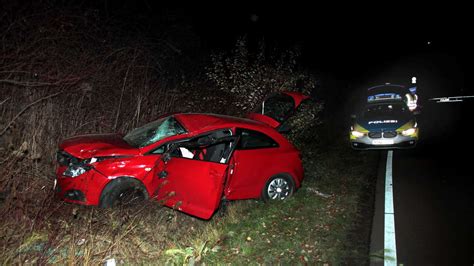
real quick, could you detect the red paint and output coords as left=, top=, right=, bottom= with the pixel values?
left=154, top=158, right=228, bottom=219
left=282, top=91, right=310, bottom=107
left=60, top=133, right=139, bottom=159
left=174, top=113, right=264, bottom=133
left=246, top=113, right=280, bottom=128
left=225, top=147, right=303, bottom=200
left=55, top=92, right=307, bottom=219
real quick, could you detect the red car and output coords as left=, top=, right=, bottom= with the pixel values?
left=55, top=92, right=309, bottom=219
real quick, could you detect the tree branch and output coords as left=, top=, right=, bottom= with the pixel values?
left=0, top=91, right=63, bottom=137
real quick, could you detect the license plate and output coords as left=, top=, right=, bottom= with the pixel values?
left=372, top=139, right=394, bottom=145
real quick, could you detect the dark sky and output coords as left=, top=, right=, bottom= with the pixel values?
left=100, top=1, right=472, bottom=96
left=189, top=4, right=471, bottom=95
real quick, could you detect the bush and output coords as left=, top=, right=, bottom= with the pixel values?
left=206, top=37, right=324, bottom=147
left=0, top=8, right=193, bottom=264
left=206, top=37, right=319, bottom=112
left=284, top=99, right=324, bottom=149
left=0, top=9, right=182, bottom=159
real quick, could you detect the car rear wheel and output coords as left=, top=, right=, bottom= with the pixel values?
left=262, top=174, right=295, bottom=201
left=99, top=177, right=148, bottom=208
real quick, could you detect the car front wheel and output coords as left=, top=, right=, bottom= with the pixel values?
left=262, top=174, right=295, bottom=201
left=99, top=177, right=148, bottom=208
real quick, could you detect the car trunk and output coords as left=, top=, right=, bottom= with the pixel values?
left=246, top=91, right=310, bottom=129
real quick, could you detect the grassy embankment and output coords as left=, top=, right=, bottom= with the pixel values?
left=162, top=136, right=379, bottom=265
left=0, top=6, right=379, bottom=264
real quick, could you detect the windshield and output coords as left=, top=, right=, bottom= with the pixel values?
left=123, top=117, right=186, bottom=148
left=363, top=103, right=408, bottom=120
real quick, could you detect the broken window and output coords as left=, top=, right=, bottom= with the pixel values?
left=123, top=117, right=186, bottom=148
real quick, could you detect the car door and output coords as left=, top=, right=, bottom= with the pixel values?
left=153, top=132, right=237, bottom=219
left=224, top=128, right=281, bottom=200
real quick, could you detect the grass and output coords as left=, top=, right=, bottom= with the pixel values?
left=1, top=7, right=378, bottom=264
left=159, top=138, right=379, bottom=265
left=0, top=132, right=378, bottom=265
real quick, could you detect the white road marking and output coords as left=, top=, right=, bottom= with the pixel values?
left=385, top=150, right=397, bottom=265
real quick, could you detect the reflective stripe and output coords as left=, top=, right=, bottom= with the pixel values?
left=384, top=150, right=397, bottom=265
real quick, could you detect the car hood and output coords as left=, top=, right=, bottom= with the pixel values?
left=59, top=133, right=140, bottom=159
left=356, top=116, right=414, bottom=131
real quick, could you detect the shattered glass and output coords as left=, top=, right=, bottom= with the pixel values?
left=123, top=117, right=186, bottom=148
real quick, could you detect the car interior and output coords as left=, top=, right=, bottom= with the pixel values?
left=171, top=129, right=234, bottom=164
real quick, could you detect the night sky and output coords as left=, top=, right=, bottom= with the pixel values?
left=54, top=1, right=474, bottom=97
left=190, top=4, right=471, bottom=94
left=163, top=4, right=468, bottom=94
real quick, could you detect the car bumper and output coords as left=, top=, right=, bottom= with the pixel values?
left=55, top=166, right=106, bottom=205
left=350, top=134, right=418, bottom=150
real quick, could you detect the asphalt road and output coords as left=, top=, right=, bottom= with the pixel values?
left=371, top=100, right=474, bottom=265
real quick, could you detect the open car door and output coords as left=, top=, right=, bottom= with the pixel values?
left=153, top=132, right=237, bottom=219
left=247, top=91, right=310, bottom=130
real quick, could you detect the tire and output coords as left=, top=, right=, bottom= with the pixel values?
left=99, top=177, right=148, bottom=208
left=261, top=174, right=295, bottom=202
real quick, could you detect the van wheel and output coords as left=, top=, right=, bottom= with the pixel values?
left=99, top=178, right=148, bottom=208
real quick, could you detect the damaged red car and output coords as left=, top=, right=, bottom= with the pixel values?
left=55, top=92, right=309, bottom=219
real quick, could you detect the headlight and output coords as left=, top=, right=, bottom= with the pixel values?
left=63, top=165, right=91, bottom=177
left=401, top=128, right=416, bottom=136
left=351, top=130, right=365, bottom=138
